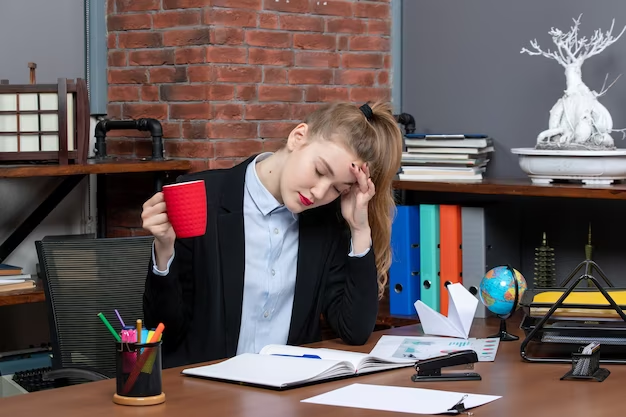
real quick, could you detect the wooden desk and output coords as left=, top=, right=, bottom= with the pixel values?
left=1, top=316, right=622, bottom=416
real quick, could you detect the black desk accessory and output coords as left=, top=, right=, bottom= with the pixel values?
left=560, top=343, right=610, bottom=382
left=411, top=350, right=481, bottom=382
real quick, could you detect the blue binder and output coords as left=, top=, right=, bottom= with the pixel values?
left=419, top=204, right=440, bottom=312
left=389, top=205, right=420, bottom=315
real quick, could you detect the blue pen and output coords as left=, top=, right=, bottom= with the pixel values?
left=272, top=354, right=322, bottom=359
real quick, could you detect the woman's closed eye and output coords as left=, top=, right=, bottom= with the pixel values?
left=315, top=168, right=341, bottom=194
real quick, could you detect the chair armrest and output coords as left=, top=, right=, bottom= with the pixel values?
left=43, top=367, right=109, bottom=382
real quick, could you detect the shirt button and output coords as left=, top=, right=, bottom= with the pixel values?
left=274, top=228, right=279, bottom=234
left=271, top=269, right=275, bottom=276
left=263, top=311, right=269, bottom=318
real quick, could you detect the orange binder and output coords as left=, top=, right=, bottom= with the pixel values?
left=439, top=204, right=463, bottom=316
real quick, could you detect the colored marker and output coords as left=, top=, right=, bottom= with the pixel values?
left=271, top=354, right=321, bottom=359
left=114, top=309, right=125, bottom=327
left=97, top=312, right=121, bottom=342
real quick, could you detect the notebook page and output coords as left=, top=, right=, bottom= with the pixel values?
left=260, top=345, right=365, bottom=371
left=182, top=353, right=347, bottom=388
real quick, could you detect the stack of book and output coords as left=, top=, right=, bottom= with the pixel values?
left=398, top=134, right=494, bottom=181
left=0, top=264, right=35, bottom=293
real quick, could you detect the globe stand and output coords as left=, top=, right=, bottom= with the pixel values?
left=488, top=267, right=520, bottom=342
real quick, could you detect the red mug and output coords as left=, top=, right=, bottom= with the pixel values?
left=162, top=180, right=207, bottom=238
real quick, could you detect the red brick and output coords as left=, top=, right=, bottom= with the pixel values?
left=305, top=86, right=349, bottom=102
left=208, top=123, right=258, bottom=139
left=135, top=140, right=157, bottom=158
left=236, top=85, right=257, bottom=101
left=116, top=0, right=159, bottom=12
left=293, top=34, right=335, bottom=50
left=280, top=15, right=323, bottom=32
left=108, top=34, right=117, bottom=49
left=341, top=53, right=384, bottom=68
left=336, top=70, right=376, bottom=86
left=245, top=30, right=291, bottom=48
left=214, top=66, right=262, bottom=83
left=175, top=47, right=206, bottom=64
left=295, top=51, right=339, bottom=67
left=288, top=68, right=332, bottom=85
left=211, top=27, right=245, bottom=45
left=149, top=67, right=188, bottom=83
left=161, top=84, right=208, bottom=101
left=118, top=32, right=162, bottom=49
left=106, top=138, right=135, bottom=155
left=349, top=87, right=390, bottom=103
left=105, top=129, right=150, bottom=139
left=349, top=36, right=390, bottom=51
left=162, top=0, right=210, bottom=8
left=311, top=0, right=352, bottom=16
left=188, top=66, right=213, bottom=82
left=209, top=159, right=238, bottom=169
left=249, top=48, right=293, bottom=66
left=211, top=0, right=261, bottom=9
left=259, top=13, right=279, bottom=29
left=206, top=9, right=256, bottom=27
left=214, top=139, right=263, bottom=156
left=368, top=20, right=390, bottom=36
left=208, top=84, right=235, bottom=100
left=290, top=103, right=322, bottom=120
left=188, top=159, right=209, bottom=173
left=162, top=122, right=182, bottom=138
left=153, top=10, right=201, bottom=28
left=338, top=35, right=349, bottom=51
left=384, top=54, right=391, bottom=69
left=354, top=2, right=390, bottom=19
left=108, top=68, right=148, bottom=84
left=263, top=68, right=287, bottom=84
left=263, top=139, right=286, bottom=152
left=129, top=50, right=175, bottom=66
left=207, top=46, right=247, bottom=64
left=108, top=51, right=127, bottom=67
left=244, top=103, right=290, bottom=120
left=182, top=122, right=208, bottom=139
left=163, top=29, right=211, bottom=47
left=259, top=122, right=296, bottom=138
left=123, top=103, right=168, bottom=119
left=170, top=103, right=211, bottom=120
left=141, top=85, right=160, bottom=101
left=262, top=0, right=308, bottom=13
left=377, top=70, right=389, bottom=86
left=258, top=85, right=302, bottom=102
left=165, top=140, right=214, bottom=158
left=326, top=18, right=367, bottom=34
left=108, top=86, right=140, bottom=102
left=212, top=103, right=243, bottom=120
left=107, top=103, right=122, bottom=119
left=107, top=14, right=152, bottom=31
left=107, top=0, right=114, bottom=14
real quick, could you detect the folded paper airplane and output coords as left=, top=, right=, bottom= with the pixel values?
left=414, top=283, right=478, bottom=339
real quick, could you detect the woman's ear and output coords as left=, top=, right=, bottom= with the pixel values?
left=286, top=123, right=309, bottom=151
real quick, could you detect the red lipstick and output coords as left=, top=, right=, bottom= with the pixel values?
left=299, top=193, right=313, bottom=206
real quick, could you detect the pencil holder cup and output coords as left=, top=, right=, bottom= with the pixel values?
left=112, top=341, right=166, bottom=406
left=560, top=345, right=610, bottom=382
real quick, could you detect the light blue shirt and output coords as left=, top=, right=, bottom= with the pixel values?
left=152, top=153, right=369, bottom=355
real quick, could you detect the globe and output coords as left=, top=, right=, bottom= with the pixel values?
left=479, top=266, right=527, bottom=316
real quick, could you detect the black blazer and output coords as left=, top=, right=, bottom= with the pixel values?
left=143, top=155, right=379, bottom=369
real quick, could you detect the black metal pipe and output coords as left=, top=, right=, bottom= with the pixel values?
left=94, top=118, right=164, bottom=160
left=394, top=112, right=416, bottom=134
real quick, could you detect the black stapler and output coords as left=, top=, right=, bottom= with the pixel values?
left=411, top=349, right=481, bottom=382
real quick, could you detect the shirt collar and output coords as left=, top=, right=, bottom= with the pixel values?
left=245, top=152, right=297, bottom=219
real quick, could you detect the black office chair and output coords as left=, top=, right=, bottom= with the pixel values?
left=35, top=235, right=154, bottom=385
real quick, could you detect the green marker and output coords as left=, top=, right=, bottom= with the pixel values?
left=98, top=312, right=121, bottom=342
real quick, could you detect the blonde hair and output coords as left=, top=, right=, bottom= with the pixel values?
left=304, top=101, right=403, bottom=299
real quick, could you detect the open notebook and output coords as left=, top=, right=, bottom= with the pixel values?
left=181, top=344, right=415, bottom=390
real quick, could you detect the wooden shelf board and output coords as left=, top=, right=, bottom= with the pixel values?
left=393, top=178, right=626, bottom=200
left=0, top=158, right=192, bottom=178
left=0, top=285, right=45, bottom=307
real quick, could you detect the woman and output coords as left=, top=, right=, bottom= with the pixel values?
left=141, top=101, right=403, bottom=368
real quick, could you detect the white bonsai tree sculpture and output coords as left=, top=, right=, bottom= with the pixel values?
left=521, top=15, right=626, bottom=150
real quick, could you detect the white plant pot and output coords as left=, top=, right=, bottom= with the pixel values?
left=510, top=148, right=626, bottom=185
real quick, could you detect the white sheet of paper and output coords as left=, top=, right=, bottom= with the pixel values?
left=0, top=279, right=25, bottom=285
left=414, top=283, right=478, bottom=338
left=301, top=383, right=501, bottom=415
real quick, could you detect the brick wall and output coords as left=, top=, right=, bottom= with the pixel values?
left=105, top=0, right=392, bottom=237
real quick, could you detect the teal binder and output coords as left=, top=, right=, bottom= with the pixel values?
left=419, top=204, right=440, bottom=312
